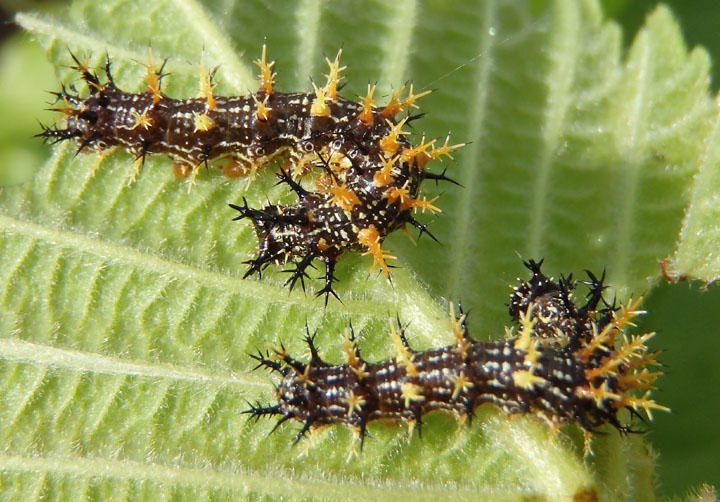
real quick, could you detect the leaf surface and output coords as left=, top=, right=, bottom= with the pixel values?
left=3, top=0, right=720, bottom=499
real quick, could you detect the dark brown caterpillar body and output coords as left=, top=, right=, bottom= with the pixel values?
left=247, top=261, right=665, bottom=443
left=39, top=48, right=463, bottom=302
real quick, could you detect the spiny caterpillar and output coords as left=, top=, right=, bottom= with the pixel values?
left=228, top=48, right=463, bottom=302
left=38, top=47, right=464, bottom=303
left=245, top=261, right=666, bottom=444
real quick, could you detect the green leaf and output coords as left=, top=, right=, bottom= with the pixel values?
left=3, top=0, right=719, bottom=499
left=665, top=101, right=720, bottom=282
left=399, top=1, right=718, bottom=332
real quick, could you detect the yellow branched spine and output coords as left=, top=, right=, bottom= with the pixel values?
left=358, top=226, right=396, bottom=278
left=255, top=44, right=276, bottom=94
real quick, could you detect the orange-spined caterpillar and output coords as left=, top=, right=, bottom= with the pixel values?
left=38, top=47, right=464, bottom=302
left=246, top=261, right=666, bottom=444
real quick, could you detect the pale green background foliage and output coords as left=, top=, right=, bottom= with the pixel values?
left=0, top=0, right=719, bottom=500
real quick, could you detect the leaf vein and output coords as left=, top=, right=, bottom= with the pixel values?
left=527, top=2, right=580, bottom=256
left=3, top=369, right=47, bottom=436
left=447, top=0, right=498, bottom=295
left=86, top=376, right=127, bottom=441
left=295, top=0, right=322, bottom=82
left=0, top=337, right=265, bottom=389
left=379, top=0, right=418, bottom=91
left=0, top=214, right=381, bottom=314
left=612, top=32, right=651, bottom=285
left=0, top=237, right=36, bottom=306
left=0, top=453, right=494, bottom=501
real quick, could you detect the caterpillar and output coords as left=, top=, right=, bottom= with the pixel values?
left=245, top=260, right=666, bottom=444
left=38, top=47, right=464, bottom=303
